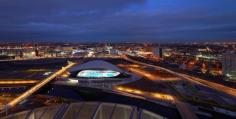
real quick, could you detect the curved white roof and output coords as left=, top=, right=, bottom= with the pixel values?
left=70, top=60, right=124, bottom=73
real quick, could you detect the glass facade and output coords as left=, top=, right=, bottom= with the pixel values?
left=77, top=70, right=120, bottom=78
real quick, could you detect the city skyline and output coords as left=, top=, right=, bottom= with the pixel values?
left=0, top=42, right=236, bottom=118
left=0, top=0, right=236, bottom=43
left=1, top=1, right=236, bottom=118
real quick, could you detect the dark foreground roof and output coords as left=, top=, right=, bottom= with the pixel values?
left=2, top=102, right=168, bottom=119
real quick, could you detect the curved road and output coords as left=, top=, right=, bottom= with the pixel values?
left=124, top=56, right=236, bottom=98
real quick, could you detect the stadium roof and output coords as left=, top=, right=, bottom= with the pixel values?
left=2, top=102, right=166, bottom=119
left=70, top=60, right=124, bottom=73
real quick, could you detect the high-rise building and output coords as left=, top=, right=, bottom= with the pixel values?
left=35, top=48, right=39, bottom=57
left=159, top=47, right=163, bottom=58
left=221, top=52, right=236, bottom=81
left=153, top=47, right=163, bottom=58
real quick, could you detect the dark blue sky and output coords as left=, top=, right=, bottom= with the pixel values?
left=0, top=0, right=236, bottom=43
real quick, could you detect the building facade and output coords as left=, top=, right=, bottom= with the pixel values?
left=222, top=53, right=236, bottom=81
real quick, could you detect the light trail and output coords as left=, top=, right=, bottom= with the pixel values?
left=5, top=61, right=76, bottom=109
left=0, top=80, right=38, bottom=85
left=123, top=56, right=200, bottom=119
left=115, top=86, right=198, bottom=119
left=128, top=68, right=157, bottom=80
left=124, top=56, right=236, bottom=98
left=115, top=86, right=174, bottom=102
left=127, top=67, right=179, bottom=82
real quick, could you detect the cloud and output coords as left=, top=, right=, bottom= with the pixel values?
left=0, top=0, right=235, bottom=42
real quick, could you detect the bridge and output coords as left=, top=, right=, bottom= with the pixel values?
left=0, top=58, right=199, bottom=119
left=122, top=56, right=199, bottom=119
left=1, top=61, right=76, bottom=112
left=5, top=56, right=234, bottom=119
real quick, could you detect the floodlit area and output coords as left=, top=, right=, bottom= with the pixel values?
left=0, top=0, right=236, bottom=118
left=1, top=57, right=236, bottom=119
left=77, top=70, right=120, bottom=78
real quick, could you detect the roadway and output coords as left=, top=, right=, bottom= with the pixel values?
left=121, top=58, right=198, bottom=119
left=114, top=86, right=174, bottom=102
left=174, top=100, right=199, bottom=119
left=126, top=67, right=180, bottom=82
left=2, top=61, right=76, bottom=111
left=123, top=56, right=236, bottom=98
left=0, top=80, right=38, bottom=85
